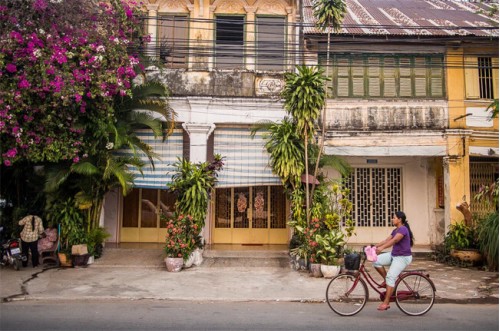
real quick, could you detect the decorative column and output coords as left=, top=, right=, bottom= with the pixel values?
left=182, top=123, right=215, bottom=163
left=146, top=4, right=159, bottom=58
left=182, top=123, right=216, bottom=245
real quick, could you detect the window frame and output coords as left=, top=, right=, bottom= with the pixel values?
left=255, top=15, right=287, bottom=72
left=156, top=14, right=189, bottom=68
left=325, top=54, right=446, bottom=99
left=214, top=14, right=246, bottom=69
left=465, top=56, right=499, bottom=100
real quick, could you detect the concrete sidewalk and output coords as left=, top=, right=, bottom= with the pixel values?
left=1, top=247, right=498, bottom=304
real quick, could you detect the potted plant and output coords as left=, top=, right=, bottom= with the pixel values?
left=46, top=198, right=86, bottom=267
left=444, top=221, right=482, bottom=263
left=163, top=213, right=200, bottom=272
left=85, top=227, right=111, bottom=263
left=315, top=229, right=345, bottom=278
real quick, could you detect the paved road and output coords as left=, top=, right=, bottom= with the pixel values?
left=0, top=300, right=498, bottom=331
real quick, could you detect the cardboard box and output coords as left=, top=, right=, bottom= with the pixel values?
left=71, top=244, right=88, bottom=255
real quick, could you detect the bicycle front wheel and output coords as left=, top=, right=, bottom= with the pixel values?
left=395, top=273, right=435, bottom=316
left=326, top=274, right=368, bottom=316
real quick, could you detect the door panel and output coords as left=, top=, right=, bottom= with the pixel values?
left=212, top=186, right=288, bottom=244
left=121, top=188, right=175, bottom=243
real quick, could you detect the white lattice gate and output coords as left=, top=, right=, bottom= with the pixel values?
left=345, top=168, right=402, bottom=227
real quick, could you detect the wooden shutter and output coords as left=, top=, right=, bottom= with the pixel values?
left=493, top=57, right=499, bottom=99
left=399, top=57, right=412, bottom=97
left=383, top=57, right=396, bottom=97
left=414, top=57, right=427, bottom=97
left=430, top=57, right=444, bottom=97
left=368, top=57, right=381, bottom=97
left=337, top=57, right=350, bottom=97
left=256, top=16, right=285, bottom=71
left=158, top=15, right=188, bottom=68
left=352, top=57, right=365, bottom=97
left=465, top=56, right=480, bottom=99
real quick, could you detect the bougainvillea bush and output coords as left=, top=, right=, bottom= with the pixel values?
left=0, top=0, right=148, bottom=166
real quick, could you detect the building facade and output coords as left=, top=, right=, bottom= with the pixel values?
left=102, top=0, right=498, bottom=249
left=302, top=0, right=498, bottom=246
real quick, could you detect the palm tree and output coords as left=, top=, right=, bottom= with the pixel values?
left=45, top=80, right=175, bottom=231
left=487, top=99, right=499, bottom=120
left=251, top=117, right=305, bottom=191
left=312, top=0, right=347, bottom=196
left=282, top=65, right=327, bottom=225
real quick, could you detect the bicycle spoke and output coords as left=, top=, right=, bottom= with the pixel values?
left=326, top=274, right=368, bottom=316
left=395, top=274, right=435, bottom=316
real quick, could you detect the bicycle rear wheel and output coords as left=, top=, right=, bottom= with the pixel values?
left=395, top=273, right=435, bottom=316
left=326, top=274, right=368, bottom=316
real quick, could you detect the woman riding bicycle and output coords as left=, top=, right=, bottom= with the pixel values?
left=373, top=211, right=414, bottom=311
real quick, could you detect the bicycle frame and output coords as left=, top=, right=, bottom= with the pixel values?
left=347, top=257, right=435, bottom=302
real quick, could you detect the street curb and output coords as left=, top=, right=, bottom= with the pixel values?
left=3, top=295, right=498, bottom=305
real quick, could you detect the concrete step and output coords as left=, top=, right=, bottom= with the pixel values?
left=201, top=257, right=290, bottom=268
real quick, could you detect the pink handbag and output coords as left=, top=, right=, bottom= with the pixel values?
left=364, top=245, right=378, bottom=262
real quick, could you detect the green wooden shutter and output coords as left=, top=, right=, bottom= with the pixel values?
left=352, top=57, right=364, bottom=97
left=399, top=57, right=412, bottom=97
left=414, top=57, right=427, bottom=97
left=337, top=57, right=350, bottom=97
left=368, top=57, right=381, bottom=97
left=383, top=57, right=396, bottom=97
left=430, top=57, right=444, bottom=97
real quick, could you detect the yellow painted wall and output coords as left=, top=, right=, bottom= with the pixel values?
left=445, top=46, right=498, bottom=225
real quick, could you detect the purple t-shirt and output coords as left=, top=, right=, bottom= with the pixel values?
left=391, top=225, right=412, bottom=256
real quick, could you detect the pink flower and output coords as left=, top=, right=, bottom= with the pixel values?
left=18, top=79, right=31, bottom=89
left=5, top=64, right=17, bottom=73
left=73, top=156, right=80, bottom=163
left=3, top=160, right=11, bottom=166
left=10, top=31, right=23, bottom=43
left=5, top=148, right=17, bottom=158
left=33, top=0, right=47, bottom=12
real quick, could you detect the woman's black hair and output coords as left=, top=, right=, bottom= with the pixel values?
left=395, top=211, right=414, bottom=246
left=31, top=216, right=36, bottom=232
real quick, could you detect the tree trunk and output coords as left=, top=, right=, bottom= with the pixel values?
left=304, top=130, right=310, bottom=226
left=311, top=30, right=331, bottom=201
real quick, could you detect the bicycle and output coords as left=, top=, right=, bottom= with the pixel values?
left=326, top=250, right=436, bottom=316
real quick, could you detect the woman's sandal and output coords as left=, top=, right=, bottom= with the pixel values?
left=377, top=303, right=391, bottom=311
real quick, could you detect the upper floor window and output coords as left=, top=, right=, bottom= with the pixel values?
left=215, top=15, right=244, bottom=69
left=465, top=56, right=499, bottom=100
left=256, top=16, right=286, bottom=71
left=323, top=54, right=445, bottom=99
left=157, top=15, right=189, bottom=68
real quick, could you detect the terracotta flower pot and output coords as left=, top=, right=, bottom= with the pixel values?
left=165, top=257, right=184, bottom=272
left=450, top=249, right=483, bottom=262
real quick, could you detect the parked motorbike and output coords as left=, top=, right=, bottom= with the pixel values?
left=0, top=226, right=26, bottom=271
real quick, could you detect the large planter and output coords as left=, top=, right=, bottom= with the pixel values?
left=58, top=252, right=72, bottom=267
left=450, top=249, right=483, bottom=262
left=165, top=257, right=184, bottom=272
left=71, top=254, right=90, bottom=267
left=309, top=263, right=323, bottom=278
left=184, top=248, right=204, bottom=268
left=321, top=264, right=341, bottom=278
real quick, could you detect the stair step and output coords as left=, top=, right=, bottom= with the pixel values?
left=201, top=256, right=290, bottom=268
